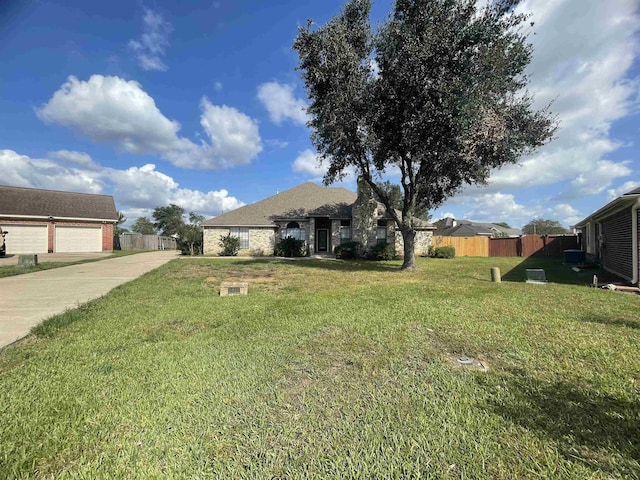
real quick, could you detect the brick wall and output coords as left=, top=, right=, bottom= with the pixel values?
left=204, top=227, right=276, bottom=256
left=0, top=218, right=113, bottom=252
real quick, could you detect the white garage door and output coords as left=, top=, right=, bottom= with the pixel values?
left=55, top=226, right=102, bottom=253
left=0, top=224, right=48, bottom=254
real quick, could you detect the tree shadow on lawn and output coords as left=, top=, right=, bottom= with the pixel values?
left=578, top=314, right=640, bottom=331
left=478, top=367, right=640, bottom=476
left=501, top=257, right=622, bottom=286
left=212, top=257, right=402, bottom=273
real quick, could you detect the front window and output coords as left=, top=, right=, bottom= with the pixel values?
left=230, top=227, right=249, bottom=249
left=281, top=221, right=305, bottom=241
left=376, top=220, right=387, bottom=245
left=340, top=220, right=351, bottom=241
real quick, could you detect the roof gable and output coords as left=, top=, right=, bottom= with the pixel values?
left=0, top=185, right=118, bottom=221
left=203, top=182, right=357, bottom=227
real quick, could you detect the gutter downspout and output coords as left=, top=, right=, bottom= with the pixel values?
left=632, top=198, right=640, bottom=285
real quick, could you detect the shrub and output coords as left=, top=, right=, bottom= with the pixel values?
left=430, top=246, right=455, bottom=258
left=334, top=241, right=361, bottom=259
left=276, top=236, right=306, bottom=257
left=368, top=242, right=397, bottom=260
left=219, top=234, right=240, bottom=256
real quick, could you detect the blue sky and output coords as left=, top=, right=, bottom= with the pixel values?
left=1, top=0, right=638, bottom=229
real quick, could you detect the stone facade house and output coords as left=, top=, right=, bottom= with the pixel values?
left=0, top=185, right=118, bottom=254
left=203, top=181, right=434, bottom=257
left=576, top=186, right=640, bottom=285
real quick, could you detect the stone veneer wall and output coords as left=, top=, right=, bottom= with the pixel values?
left=393, top=227, right=433, bottom=257
left=352, top=177, right=378, bottom=252
left=204, top=227, right=276, bottom=256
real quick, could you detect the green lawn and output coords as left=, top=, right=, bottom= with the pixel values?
left=0, top=257, right=638, bottom=479
left=0, top=250, right=148, bottom=278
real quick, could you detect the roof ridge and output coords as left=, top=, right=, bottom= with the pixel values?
left=0, top=184, right=113, bottom=198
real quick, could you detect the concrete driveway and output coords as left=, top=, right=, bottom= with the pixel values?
left=0, top=252, right=112, bottom=266
left=0, top=250, right=179, bottom=349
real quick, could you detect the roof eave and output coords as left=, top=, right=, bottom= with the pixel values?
left=575, top=194, right=640, bottom=227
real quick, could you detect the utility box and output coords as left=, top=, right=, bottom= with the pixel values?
left=525, top=269, right=547, bottom=284
left=18, top=254, right=38, bottom=267
left=563, top=249, right=586, bottom=264
left=220, top=281, right=248, bottom=296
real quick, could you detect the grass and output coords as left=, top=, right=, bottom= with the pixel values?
left=0, top=256, right=638, bottom=479
left=0, top=250, right=147, bottom=278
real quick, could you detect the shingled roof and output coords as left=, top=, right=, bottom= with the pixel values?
left=0, top=185, right=118, bottom=221
left=203, top=182, right=357, bottom=227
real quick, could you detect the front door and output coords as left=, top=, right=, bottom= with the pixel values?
left=317, top=229, right=328, bottom=252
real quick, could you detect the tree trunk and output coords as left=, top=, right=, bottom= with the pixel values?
left=400, top=227, right=417, bottom=270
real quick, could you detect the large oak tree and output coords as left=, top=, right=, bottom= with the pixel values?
left=294, top=0, right=556, bottom=269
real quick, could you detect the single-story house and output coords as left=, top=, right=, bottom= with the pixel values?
left=0, top=185, right=118, bottom=254
left=434, top=217, right=522, bottom=237
left=203, top=180, right=435, bottom=256
left=576, top=186, right=640, bottom=285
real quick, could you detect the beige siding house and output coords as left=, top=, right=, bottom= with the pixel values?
left=203, top=181, right=434, bottom=257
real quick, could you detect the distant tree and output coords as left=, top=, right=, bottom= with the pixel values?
left=179, top=212, right=205, bottom=256
left=294, top=0, right=556, bottom=269
left=523, top=219, right=568, bottom=235
left=131, top=217, right=157, bottom=235
left=153, top=204, right=185, bottom=237
left=114, top=211, right=128, bottom=235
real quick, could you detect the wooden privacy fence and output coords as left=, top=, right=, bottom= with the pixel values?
left=114, top=234, right=177, bottom=251
left=432, top=235, right=489, bottom=257
left=433, top=234, right=580, bottom=258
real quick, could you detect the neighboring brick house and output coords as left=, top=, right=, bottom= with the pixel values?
left=576, top=186, right=640, bottom=285
left=0, top=185, right=119, bottom=254
left=203, top=180, right=434, bottom=256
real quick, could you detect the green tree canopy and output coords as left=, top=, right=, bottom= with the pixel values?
left=179, top=212, right=205, bottom=256
left=294, top=0, right=556, bottom=269
left=114, top=211, right=128, bottom=235
left=131, top=217, right=157, bottom=235
left=153, top=204, right=185, bottom=237
left=523, top=219, right=568, bottom=235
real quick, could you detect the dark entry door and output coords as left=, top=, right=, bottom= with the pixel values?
left=317, top=229, right=328, bottom=252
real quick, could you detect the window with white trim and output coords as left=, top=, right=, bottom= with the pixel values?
left=340, top=220, right=351, bottom=241
left=230, top=227, right=249, bottom=249
left=281, top=222, right=305, bottom=241
left=376, top=220, right=388, bottom=245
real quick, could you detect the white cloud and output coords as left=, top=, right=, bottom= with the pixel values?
left=545, top=203, right=582, bottom=227
left=455, top=192, right=584, bottom=228
left=257, top=81, right=309, bottom=125
left=128, top=8, right=172, bottom=71
left=292, top=149, right=326, bottom=178
left=0, top=149, right=103, bottom=193
left=265, top=139, right=289, bottom=149
left=463, top=193, right=534, bottom=225
left=0, top=150, right=244, bottom=220
left=477, top=0, right=640, bottom=195
left=49, top=150, right=101, bottom=170
left=214, top=81, right=223, bottom=91
left=607, top=180, right=640, bottom=200
left=36, top=75, right=262, bottom=170
left=199, top=98, right=263, bottom=168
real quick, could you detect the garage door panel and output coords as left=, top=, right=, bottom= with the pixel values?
left=0, top=225, right=48, bottom=254
left=56, top=226, right=102, bottom=253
